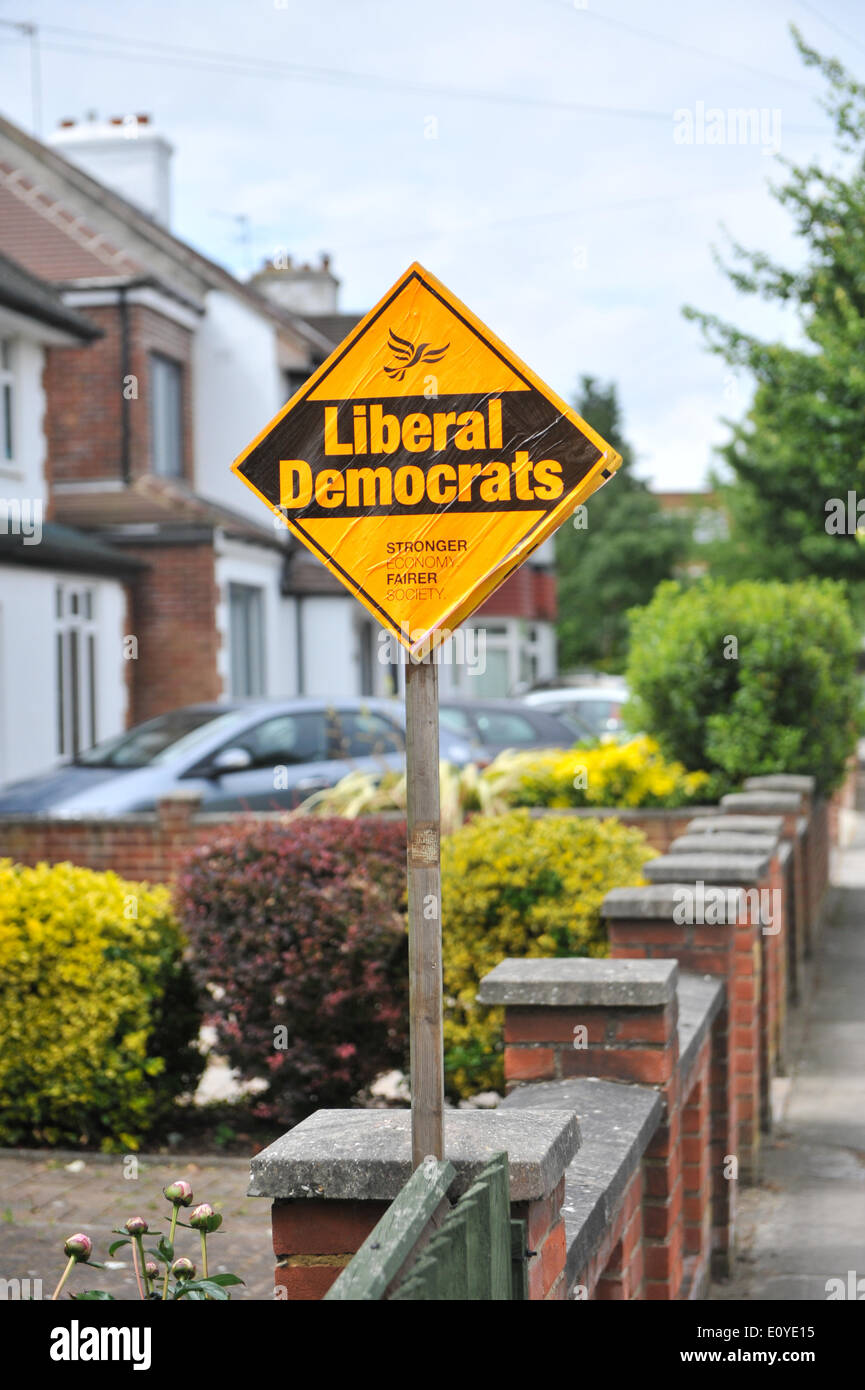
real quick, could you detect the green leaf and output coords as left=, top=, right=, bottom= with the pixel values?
left=108, top=1239, right=131, bottom=1256
left=72, top=1290, right=117, bottom=1300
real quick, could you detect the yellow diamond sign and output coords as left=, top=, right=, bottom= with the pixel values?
left=232, top=262, right=622, bottom=659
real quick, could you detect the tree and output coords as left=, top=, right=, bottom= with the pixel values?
left=684, top=28, right=865, bottom=590
left=555, top=377, right=688, bottom=670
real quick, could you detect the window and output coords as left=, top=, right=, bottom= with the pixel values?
left=56, top=584, right=97, bottom=758
left=0, top=339, right=14, bottom=463
left=473, top=710, right=538, bottom=745
left=150, top=352, right=184, bottom=477
left=230, top=712, right=330, bottom=766
left=334, top=709, right=404, bottom=759
left=228, top=583, right=266, bottom=696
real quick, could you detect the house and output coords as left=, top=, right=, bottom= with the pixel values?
left=0, top=250, right=140, bottom=784
left=0, top=109, right=558, bottom=779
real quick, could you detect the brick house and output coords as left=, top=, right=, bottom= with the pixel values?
left=0, top=250, right=140, bottom=784
left=0, top=110, right=558, bottom=779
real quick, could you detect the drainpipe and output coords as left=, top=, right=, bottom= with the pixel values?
left=296, top=595, right=305, bottom=695
left=119, top=284, right=131, bottom=485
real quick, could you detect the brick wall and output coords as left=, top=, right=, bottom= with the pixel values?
left=125, top=542, right=221, bottom=723
left=0, top=796, right=228, bottom=883
left=45, top=304, right=125, bottom=484
left=44, top=299, right=193, bottom=486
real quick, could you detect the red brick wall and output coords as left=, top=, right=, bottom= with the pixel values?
left=125, top=543, right=221, bottom=723
left=0, top=797, right=223, bottom=884
left=45, top=304, right=125, bottom=483
left=44, top=300, right=193, bottom=486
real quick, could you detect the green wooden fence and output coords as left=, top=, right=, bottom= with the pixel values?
left=324, top=1152, right=526, bottom=1301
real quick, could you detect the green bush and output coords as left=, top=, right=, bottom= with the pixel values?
left=0, top=861, right=203, bottom=1151
left=625, top=579, right=862, bottom=795
left=441, top=811, right=651, bottom=1098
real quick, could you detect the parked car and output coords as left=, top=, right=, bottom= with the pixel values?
left=520, top=683, right=629, bottom=742
left=0, top=698, right=428, bottom=816
left=438, top=698, right=578, bottom=766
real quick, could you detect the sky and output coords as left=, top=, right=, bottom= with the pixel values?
left=0, top=0, right=862, bottom=488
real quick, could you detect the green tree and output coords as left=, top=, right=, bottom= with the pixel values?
left=685, top=28, right=865, bottom=589
left=555, top=377, right=687, bottom=670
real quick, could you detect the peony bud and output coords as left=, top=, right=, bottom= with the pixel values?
left=163, top=1179, right=194, bottom=1207
left=145, top=1261, right=159, bottom=1280
left=172, top=1257, right=195, bottom=1280
left=125, top=1216, right=148, bottom=1236
left=189, top=1203, right=222, bottom=1233
left=63, top=1233, right=92, bottom=1262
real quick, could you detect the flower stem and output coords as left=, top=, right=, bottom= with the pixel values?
left=200, top=1230, right=209, bottom=1292
left=131, top=1236, right=146, bottom=1300
left=161, top=1206, right=179, bottom=1301
left=51, top=1255, right=77, bottom=1302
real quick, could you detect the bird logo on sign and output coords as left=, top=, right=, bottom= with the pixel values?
left=383, top=328, right=450, bottom=381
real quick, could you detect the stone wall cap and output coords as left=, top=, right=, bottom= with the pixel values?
left=602, top=883, right=698, bottom=919
left=643, top=851, right=770, bottom=884
left=743, top=774, right=815, bottom=795
left=477, top=957, right=678, bottom=1007
left=248, top=1108, right=580, bottom=1202
left=721, top=791, right=801, bottom=813
left=670, top=832, right=779, bottom=856
left=686, top=814, right=785, bottom=836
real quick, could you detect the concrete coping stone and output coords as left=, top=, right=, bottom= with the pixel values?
left=743, top=774, right=815, bottom=795
left=677, top=973, right=725, bottom=1088
left=476, top=957, right=678, bottom=1008
left=502, top=1077, right=662, bottom=1285
left=643, top=851, right=770, bottom=885
left=247, top=1107, right=580, bottom=1203
left=721, top=791, right=802, bottom=814
left=686, top=814, right=785, bottom=836
left=602, top=883, right=707, bottom=920
left=670, top=832, right=779, bottom=856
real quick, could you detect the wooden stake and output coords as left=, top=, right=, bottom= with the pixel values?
left=405, top=657, right=445, bottom=1168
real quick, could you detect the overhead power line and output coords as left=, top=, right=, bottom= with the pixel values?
left=0, top=18, right=828, bottom=133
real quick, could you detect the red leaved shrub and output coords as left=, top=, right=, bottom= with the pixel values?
left=174, top=818, right=408, bottom=1124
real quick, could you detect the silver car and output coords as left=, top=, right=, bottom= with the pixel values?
left=0, top=697, right=456, bottom=816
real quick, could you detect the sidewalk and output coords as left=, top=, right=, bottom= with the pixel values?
left=712, top=808, right=865, bottom=1300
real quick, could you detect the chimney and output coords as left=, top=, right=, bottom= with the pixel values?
left=48, top=113, right=174, bottom=227
left=249, top=251, right=340, bottom=315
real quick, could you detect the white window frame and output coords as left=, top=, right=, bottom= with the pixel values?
left=55, top=583, right=98, bottom=758
left=149, top=351, right=184, bottom=478
left=228, top=582, right=266, bottom=697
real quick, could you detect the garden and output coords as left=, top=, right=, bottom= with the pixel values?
left=1, top=576, right=860, bottom=1160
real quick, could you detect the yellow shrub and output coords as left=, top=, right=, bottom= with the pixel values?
left=441, top=811, right=651, bottom=1098
left=485, top=735, right=710, bottom=810
left=0, top=861, right=202, bottom=1150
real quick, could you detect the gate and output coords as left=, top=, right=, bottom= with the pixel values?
left=324, top=1152, right=527, bottom=1301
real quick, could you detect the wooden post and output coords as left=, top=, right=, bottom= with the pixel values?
left=405, top=657, right=445, bottom=1168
